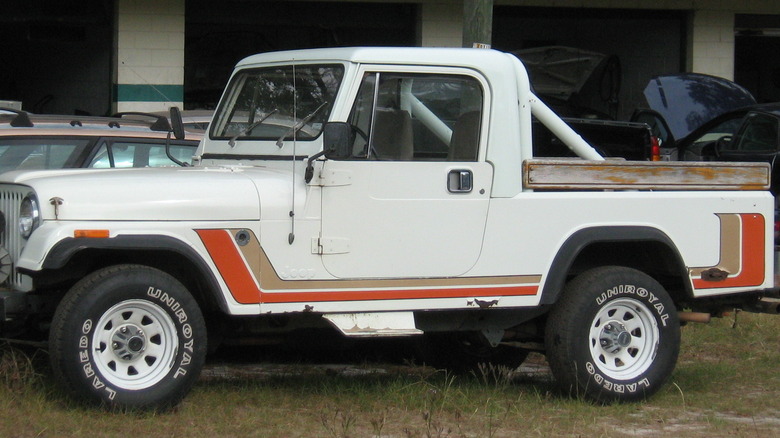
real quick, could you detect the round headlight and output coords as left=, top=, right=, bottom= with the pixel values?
left=19, top=195, right=40, bottom=238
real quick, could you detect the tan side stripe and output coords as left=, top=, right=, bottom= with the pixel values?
left=201, top=228, right=541, bottom=304
left=690, top=213, right=765, bottom=289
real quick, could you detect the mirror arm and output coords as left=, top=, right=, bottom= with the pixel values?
left=164, top=131, right=188, bottom=167
left=305, top=149, right=329, bottom=183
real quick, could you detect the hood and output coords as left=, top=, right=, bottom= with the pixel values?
left=512, top=46, right=621, bottom=119
left=512, top=46, right=608, bottom=99
left=643, top=73, right=756, bottom=141
left=0, top=166, right=280, bottom=221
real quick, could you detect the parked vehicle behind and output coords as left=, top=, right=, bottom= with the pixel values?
left=513, top=47, right=659, bottom=160
left=149, top=110, right=214, bottom=132
left=0, top=110, right=202, bottom=173
left=631, top=73, right=757, bottom=160
left=535, top=117, right=660, bottom=160
left=630, top=75, right=780, bottom=240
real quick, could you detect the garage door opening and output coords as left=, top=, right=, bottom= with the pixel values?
left=184, top=1, right=418, bottom=110
left=493, top=7, right=686, bottom=120
left=735, top=14, right=780, bottom=103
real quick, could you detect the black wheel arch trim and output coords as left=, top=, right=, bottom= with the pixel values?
left=539, top=226, right=690, bottom=305
left=34, top=235, right=229, bottom=313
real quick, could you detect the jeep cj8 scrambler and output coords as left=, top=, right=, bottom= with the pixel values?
left=0, top=47, right=778, bottom=409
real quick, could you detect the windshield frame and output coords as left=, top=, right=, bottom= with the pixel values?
left=210, top=63, right=345, bottom=143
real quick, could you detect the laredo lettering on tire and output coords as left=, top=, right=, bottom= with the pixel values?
left=545, top=266, right=680, bottom=403
left=49, top=264, right=207, bottom=410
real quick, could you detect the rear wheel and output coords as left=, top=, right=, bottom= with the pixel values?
left=545, top=266, right=680, bottom=402
left=49, top=264, right=207, bottom=410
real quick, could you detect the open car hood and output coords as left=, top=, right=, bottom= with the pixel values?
left=512, top=46, right=621, bottom=119
left=513, top=46, right=608, bottom=99
left=643, top=73, right=756, bottom=141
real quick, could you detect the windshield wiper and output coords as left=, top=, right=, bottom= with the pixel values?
left=275, top=102, right=328, bottom=148
left=228, top=109, right=279, bottom=147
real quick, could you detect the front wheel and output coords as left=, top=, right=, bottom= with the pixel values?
left=545, top=266, right=680, bottom=403
left=49, top=265, right=207, bottom=410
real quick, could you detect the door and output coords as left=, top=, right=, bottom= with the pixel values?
left=320, top=69, right=492, bottom=278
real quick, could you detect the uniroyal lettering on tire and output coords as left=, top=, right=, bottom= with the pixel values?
left=544, top=266, right=680, bottom=403
left=49, top=265, right=207, bottom=410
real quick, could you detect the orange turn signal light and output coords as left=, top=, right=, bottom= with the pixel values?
left=74, top=230, right=110, bottom=238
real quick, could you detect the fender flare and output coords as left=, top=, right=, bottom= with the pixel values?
left=37, top=235, right=229, bottom=313
left=539, top=226, right=689, bottom=305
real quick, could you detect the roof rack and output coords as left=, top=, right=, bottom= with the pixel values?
left=0, top=108, right=35, bottom=128
left=111, top=112, right=172, bottom=132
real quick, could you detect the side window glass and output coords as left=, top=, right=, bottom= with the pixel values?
left=89, top=142, right=194, bottom=168
left=88, top=142, right=139, bottom=168
left=89, top=144, right=112, bottom=168
left=347, top=72, right=483, bottom=161
left=148, top=144, right=194, bottom=167
left=16, top=144, right=78, bottom=170
left=692, top=117, right=744, bottom=148
left=732, top=114, right=778, bottom=152
left=0, top=140, right=89, bottom=172
left=108, top=143, right=138, bottom=168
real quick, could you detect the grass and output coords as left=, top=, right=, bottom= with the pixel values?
left=1, top=312, right=780, bottom=437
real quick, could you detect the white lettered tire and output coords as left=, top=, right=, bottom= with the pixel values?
left=545, top=266, right=680, bottom=402
left=49, top=265, right=207, bottom=410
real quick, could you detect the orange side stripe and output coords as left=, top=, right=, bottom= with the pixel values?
left=196, top=228, right=539, bottom=305
left=196, top=229, right=261, bottom=304
left=693, top=213, right=765, bottom=289
left=259, top=284, right=539, bottom=304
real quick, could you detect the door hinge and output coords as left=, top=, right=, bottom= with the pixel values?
left=312, top=237, right=351, bottom=255
left=319, top=169, right=352, bottom=187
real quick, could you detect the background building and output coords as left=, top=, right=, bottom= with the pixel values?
left=2, top=0, right=779, bottom=119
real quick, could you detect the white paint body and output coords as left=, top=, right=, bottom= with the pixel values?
left=2, top=48, right=773, bottom=330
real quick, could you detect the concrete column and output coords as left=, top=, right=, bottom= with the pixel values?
left=114, top=0, right=185, bottom=113
left=420, top=0, right=463, bottom=47
left=689, top=9, right=735, bottom=80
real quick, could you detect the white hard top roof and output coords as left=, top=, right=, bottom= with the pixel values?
left=236, top=46, right=516, bottom=71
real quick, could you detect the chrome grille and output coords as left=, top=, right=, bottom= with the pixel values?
left=0, top=185, right=30, bottom=289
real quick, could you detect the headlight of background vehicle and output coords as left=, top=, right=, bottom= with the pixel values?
left=19, top=195, right=40, bottom=238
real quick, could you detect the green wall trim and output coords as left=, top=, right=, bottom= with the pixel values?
left=115, top=84, right=183, bottom=102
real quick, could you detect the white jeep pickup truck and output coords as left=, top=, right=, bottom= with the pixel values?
left=0, top=47, right=776, bottom=410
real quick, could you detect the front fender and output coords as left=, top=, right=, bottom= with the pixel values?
left=18, top=224, right=229, bottom=314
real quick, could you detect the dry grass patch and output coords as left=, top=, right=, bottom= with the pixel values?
left=0, top=312, right=778, bottom=437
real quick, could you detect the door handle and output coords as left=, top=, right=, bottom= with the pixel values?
left=448, top=169, right=473, bottom=193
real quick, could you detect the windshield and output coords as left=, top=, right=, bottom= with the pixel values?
left=211, top=64, right=344, bottom=141
left=0, top=138, right=91, bottom=173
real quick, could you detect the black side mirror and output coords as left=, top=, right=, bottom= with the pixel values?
left=164, top=106, right=188, bottom=166
left=169, top=106, right=185, bottom=140
left=322, top=122, right=353, bottom=159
